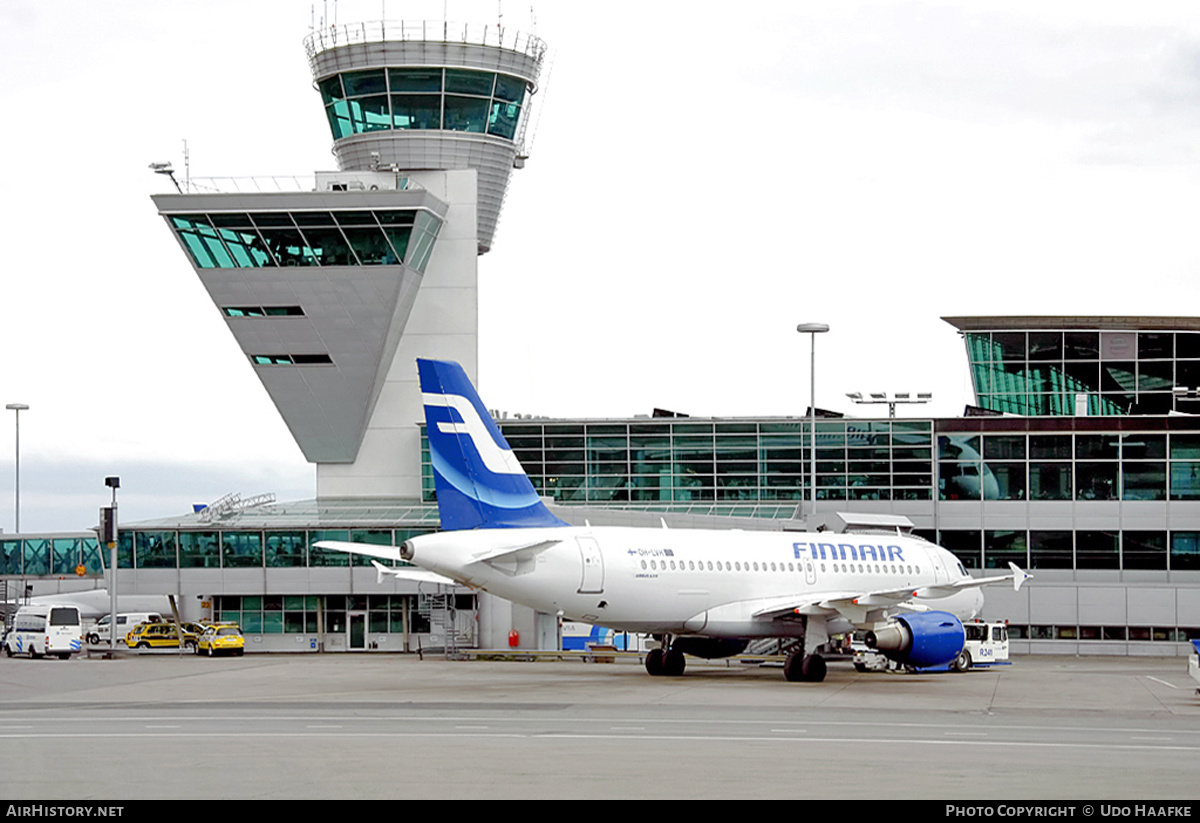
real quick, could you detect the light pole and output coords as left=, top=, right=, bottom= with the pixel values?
left=846, top=391, right=933, bottom=418
left=796, top=324, right=829, bottom=524
left=103, top=477, right=120, bottom=653
left=6, top=403, right=28, bottom=533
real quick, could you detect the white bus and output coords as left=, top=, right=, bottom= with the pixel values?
left=4, top=605, right=83, bottom=659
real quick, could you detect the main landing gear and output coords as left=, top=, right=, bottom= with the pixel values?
left=645, top=635, right=686, bottom=677
left=645, top=644, right=686, bottom=677
left=783, top=648, right=827, bottom=683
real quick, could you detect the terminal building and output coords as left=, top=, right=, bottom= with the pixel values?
left=3, top=21, right=1197, bottom=656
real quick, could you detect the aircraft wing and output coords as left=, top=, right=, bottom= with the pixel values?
left=747, top=590, right=904, bottom=626
left=313, top=540, right=405, bottom=563
left=747, top=562, right=1032, bottom=625
left=913, top=562, right=1032, bottom=597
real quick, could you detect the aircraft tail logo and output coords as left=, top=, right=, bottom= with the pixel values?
left=418, top=359, right=567, bottom=531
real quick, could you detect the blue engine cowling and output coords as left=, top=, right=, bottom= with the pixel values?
left=671, top=637, right=750, bottom=660
left=864, top=611, right=965, bottom=668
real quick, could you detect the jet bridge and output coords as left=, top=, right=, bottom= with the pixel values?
left=805, top=512, right=916, bottom=536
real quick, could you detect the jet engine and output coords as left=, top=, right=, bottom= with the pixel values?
left=864, top=611, right=965, bottom=668
left=671, top=637, right=750, bottom=660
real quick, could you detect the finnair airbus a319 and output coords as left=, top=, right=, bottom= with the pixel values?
left=318, top=359, right=1030, bottom=682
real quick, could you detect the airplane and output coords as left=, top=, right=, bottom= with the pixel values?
left=9, top=591, right=174, bottom=621
left=317, top=358, right=1031, bottom=682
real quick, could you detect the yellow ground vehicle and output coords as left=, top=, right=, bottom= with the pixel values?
left=126, top=622, right=198, bottom=651
left=196, top=624, right=244, bottom=656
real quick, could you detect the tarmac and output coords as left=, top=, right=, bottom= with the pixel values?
left=0, top=650, right=1197, bottom=800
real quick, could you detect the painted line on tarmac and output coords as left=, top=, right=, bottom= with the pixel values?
left=0, top=730, right=1199, bottom=755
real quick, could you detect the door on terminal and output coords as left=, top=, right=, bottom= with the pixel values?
left=348, top=612, right=366, bottom=650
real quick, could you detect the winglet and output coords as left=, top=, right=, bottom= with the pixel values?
left=1008, top=562, right=1032, bottom=592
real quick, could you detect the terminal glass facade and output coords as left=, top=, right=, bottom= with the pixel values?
left=442, top=419, right=938, bottom=505
left=963, top=328, right=1200, bottom=416
left=426, top=417, right=1200, bottom=578
left=113, top=527, right=432, bottom=571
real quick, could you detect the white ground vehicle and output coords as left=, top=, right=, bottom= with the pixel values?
left=1188, top=640, right=1200, bottom=694
left=951, top=621, right=1011, bottom=671
left=85, top=612, right=163, bottom=645
left=5, top=605, right=83, bottom=659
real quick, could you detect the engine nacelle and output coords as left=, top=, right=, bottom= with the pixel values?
left=864, top=611, right=965, bottom=668
left=671, top=637, right=750, bottom=660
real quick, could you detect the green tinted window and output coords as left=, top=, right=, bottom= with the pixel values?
left=388, top=68, right=441, bottom=92
left=445, top=69, right=494, bottom=96
left=444, top=95, right=490, bottom=132
left=317, top=68, right=527, bottom=140
left=342, top=70, right=387, bottom=97
left=493, top=74, right=526, bottom=103
left=488, top=101, right=521, bottom=138
left=318, top=76, right=344, bottom=103
left=392, top=95, right=441, bottom=129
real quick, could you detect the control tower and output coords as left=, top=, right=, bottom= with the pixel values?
left=307, top=20, right=547, bottom=254
left=152, top=21, right=548, bottom=499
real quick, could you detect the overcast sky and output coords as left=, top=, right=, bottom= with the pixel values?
left=2, top=0, right=1200, bottom=532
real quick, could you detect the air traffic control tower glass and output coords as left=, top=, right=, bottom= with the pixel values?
left=166, top=209, right=442, bottom=274
left=318, top=67, right=528, bottom=141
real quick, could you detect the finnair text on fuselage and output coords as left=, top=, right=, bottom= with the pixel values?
left=793, top=541, right=907, bottom=562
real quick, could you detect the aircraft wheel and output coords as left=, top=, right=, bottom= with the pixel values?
left=801, top=654, right=827, bottom=683
left=953, top=650, right=972, bottom=672
left=644, top=648, right=665, bottom=676
left=783, top=650, right=805, bottom=682
left=663, top=648, right=685, bottom=677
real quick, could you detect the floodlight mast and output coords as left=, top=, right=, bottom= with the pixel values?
left=796, top=324, right=830, bottom=523
left=846, top=391, right=933, bottom=418
left=5, top=404, right=28, bottom=534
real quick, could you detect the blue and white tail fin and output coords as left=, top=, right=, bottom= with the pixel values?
left=418, top=358, right=568, bottom=531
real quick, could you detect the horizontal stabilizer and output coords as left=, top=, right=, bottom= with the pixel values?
left=314, top=541, right=456, bottom=585
left=371, top=560, right=458, bottom=587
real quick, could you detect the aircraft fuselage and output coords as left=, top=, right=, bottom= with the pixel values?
left=403, top=527, right=983, bottom=638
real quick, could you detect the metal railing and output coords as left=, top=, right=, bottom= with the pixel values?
left=180, top=175, right=423, bottom=195
left=184, top=176, right=318, bottom=195
left=304, top=19, right=548, bottom=66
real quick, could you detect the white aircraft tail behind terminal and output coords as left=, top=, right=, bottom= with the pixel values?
left=319, top=359, right=1030, bottom=682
